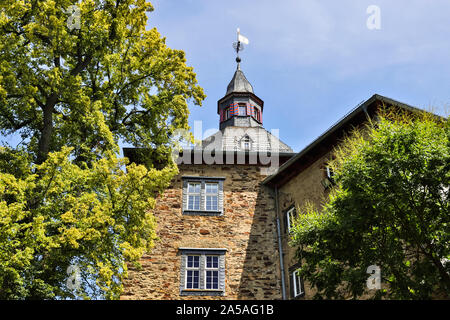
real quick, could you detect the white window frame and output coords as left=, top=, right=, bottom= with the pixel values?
left=225, top=107, right=231, bottom=120
left=238, top=104, right=246, bottom=116
left=240, top=136, right=252, bottom=151
left=292, top=269, right=304, bottom=297
left=182, top=177, right=225, bottom=215
left=204, top=255, right=220, bottom=290
left=253, top=107, right=261, bottom=122
left=179, top=248, right=227, bottom=296
left=205, top=182, right=219, bottom=211
left=187, top=182, right=201, bottom=210
left=326, top=166, right=334, bottom=180
left=286, top=207, right=296, bottom=233
left=185, top=255, right=200, bottom=289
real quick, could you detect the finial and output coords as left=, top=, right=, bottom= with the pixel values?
left=236, top=57, right=241, bottom=70
left=232, top=28, right=249, bottom=70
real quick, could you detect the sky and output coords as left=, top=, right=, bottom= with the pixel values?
left=148, top=0, right=450, bottom=152
left=2, top=0, right=450, bottom=153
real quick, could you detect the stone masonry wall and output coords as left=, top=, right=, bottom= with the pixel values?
left=278, top=152, right=332, bottom=299
left=121, top=163, right=282, bottom=300
left=278, top=149, right=386, bottom=299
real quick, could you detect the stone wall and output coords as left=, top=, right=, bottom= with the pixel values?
left=277, top=149, right=388, bottom=300
left=121, top=163, right=282, bottom=300
left=277, top=152, right=332, bottom=299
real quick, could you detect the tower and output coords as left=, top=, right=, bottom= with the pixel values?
left=121, top=29, right=296, bottom=300
left=203, top=30, right=292, bottom=154
left=218, top=62, right=264, bottom=130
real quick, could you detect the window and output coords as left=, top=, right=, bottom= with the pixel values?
left=187, top=182, right=201, bottom=210
left=289, top=263, right=305, bottom=299
left=205, top=256, right=219, bottom=289
left=185, top=255, right=200, bottom=289
left=253, top=107, right=260, bottom=122
left=292, top=270, right=304, bottom=298
left=182, top=177, right=225, bottom=215
left=326, top=166, right=335, bottom=183
left=179, top=248, right=227, bottom=296
left=321, top=165, right=336, bottom=189
left=205, top=183, right=219, bottom=211
left=285, top=207, right=296, bottom=233
left=225, top=107, right=231, bottom=120
left=240, top=136, right=252, bottom=151
left=238, top=104, right=246, bottom=116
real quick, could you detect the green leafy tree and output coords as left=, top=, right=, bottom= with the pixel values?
left=0, top=0, right=205, bottom=299
left=291, top=111, right=450, bottom=299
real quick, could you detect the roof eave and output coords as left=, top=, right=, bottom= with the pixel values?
left=262, top=94, right=432, bottom=188
left=217, top=92, right=264, bottom=113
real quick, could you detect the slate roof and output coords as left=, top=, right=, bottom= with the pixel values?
left=262, top=94, right=433, bottom=187
left=226, top=68, right=254, bottom=95
left=202, top=126, right=293, bottom=153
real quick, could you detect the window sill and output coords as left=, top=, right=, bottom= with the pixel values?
left=182, top=289, right=223, bottom=292
left=183, top=210, right=223, bottom=216
left=180, top=289, right=225, bottom=296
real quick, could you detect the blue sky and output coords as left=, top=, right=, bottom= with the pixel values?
left=149, top=0, right=450, bottom=152
left=2, top=1, right=449, bottom=153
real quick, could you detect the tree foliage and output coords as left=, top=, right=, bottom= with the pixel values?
left=0, top=146, right=176, bottom=299
left=291, top=111, right=450, bottom=299
left=0, top=0, right=205, bottom=299
left=0, top=0, right=204, bottom=164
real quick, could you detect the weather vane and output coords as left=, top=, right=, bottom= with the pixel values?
left=232, top=28, right=249, bottom=69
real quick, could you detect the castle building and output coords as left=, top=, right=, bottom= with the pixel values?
left=121, top=51, right=422, bottom=300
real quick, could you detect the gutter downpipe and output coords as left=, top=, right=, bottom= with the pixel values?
left=275, top=186, right=286, bottom=300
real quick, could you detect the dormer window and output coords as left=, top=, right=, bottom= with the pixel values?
left=241, top=135, right=252, bottom=151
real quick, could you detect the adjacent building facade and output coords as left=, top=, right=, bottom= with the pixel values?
left=120, top=58, right=422, bottom=300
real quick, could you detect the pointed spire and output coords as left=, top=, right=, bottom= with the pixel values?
left=226, top=68, right=253, bottom=95
left=228, top=28, right=252, bottom=95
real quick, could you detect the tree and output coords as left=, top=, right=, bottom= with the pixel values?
left=0, top=0, right=205, bottom=299
left=291, top=111, right=450, bottom=299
